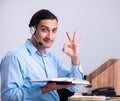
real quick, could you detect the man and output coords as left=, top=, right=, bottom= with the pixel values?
left=0, top=9, right=84, bottom=101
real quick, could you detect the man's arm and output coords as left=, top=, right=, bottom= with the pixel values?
left=0, top=53, right=43, bottom=100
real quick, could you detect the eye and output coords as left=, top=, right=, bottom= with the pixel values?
left=52, top=28, right=57, bottom=33
left=41, top=27, right=49, bottom=33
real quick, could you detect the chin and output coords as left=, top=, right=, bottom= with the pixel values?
left=44, top=44, right=52, bottom=48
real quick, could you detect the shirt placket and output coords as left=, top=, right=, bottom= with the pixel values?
left=41, top=56, right=48, bottom=78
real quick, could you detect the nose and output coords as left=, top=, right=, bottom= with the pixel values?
left=47, top=31, right=53, bottom=38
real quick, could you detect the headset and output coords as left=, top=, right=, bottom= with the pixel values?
left=30, top=26, right=43, bottom=46
left=30, top=26, right=36, bottom=35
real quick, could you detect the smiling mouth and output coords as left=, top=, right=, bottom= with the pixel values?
left=43, top=39, right=53, bottom=44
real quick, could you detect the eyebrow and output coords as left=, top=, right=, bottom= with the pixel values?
left=40, top=25, right=58, bottom=30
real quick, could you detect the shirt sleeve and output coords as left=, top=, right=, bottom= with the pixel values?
left=58, top=61, right=84, bottom=79
left=71, top=63, right=84, bottom=79
left=57, top=58, right=84, bottom=92
left=67, top=63, right=84, bottom=92
left=0, top=52, right=43, bottom=101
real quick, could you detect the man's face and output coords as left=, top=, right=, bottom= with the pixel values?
left=35, top=19, right=58, bottom=48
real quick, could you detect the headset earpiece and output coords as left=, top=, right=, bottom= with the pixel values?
left=30, top=26, right=36, bottom=34
left=30, top=26, right=43, bottom=46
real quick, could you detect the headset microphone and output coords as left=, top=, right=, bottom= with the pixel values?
left=30, top=26, right=43, bottom=46
left=33, top=35, right=43, bottom=46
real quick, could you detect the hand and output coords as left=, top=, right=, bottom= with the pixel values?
left=41, top=81, right=74, bottom=94
left=62, top=31, right=82, bottom=65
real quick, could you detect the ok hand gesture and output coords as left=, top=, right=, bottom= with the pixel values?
left=62, top=31, right=82, bottom=66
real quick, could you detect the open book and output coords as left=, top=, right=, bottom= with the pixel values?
left=30, top=77, right=90, bottom=85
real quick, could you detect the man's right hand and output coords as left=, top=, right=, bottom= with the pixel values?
left=41, top=81, right=74, bottom=93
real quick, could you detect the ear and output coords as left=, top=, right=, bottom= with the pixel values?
left=30, top=26, right=36, bottom=35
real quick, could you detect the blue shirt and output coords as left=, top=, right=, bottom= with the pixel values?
left=0, top=39, right=84, bottom=101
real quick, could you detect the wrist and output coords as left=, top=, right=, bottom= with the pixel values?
left=71, top=57, right=80, bottom=66
left=41, top=85, right=49, bottom=94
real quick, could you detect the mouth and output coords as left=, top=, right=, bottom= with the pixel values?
left=43, top=38, right=53, bottom=44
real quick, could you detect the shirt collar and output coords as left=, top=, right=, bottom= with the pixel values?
left=25, top=39, right=50, bottom=57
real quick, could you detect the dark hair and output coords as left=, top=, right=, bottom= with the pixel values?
left=29, top=9, right=58, bottom=28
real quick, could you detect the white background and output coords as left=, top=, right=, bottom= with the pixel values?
left=0, top=0, right=120, bottom=75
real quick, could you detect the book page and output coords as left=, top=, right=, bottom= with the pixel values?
left=30, top=78, right=90, bottom=85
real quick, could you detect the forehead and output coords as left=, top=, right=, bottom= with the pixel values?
left=38, top=19, right=58, bottom=28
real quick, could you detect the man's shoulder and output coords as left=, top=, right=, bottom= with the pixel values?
left=10, top=45, right=26, bottom=55
left=2, top=44, right=26, bottom=60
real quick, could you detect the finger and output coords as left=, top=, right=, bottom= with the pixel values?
left=62, top=43, right=68, bottom=53
left=73, top=31, right=76, bottom=41
left=57, top=83, right=74, bottom=89
left=66, top=32, right=72, bottom=41
left=77, top=36, right=83, bottom=44
left=62, top=83, right=75, bottom=88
